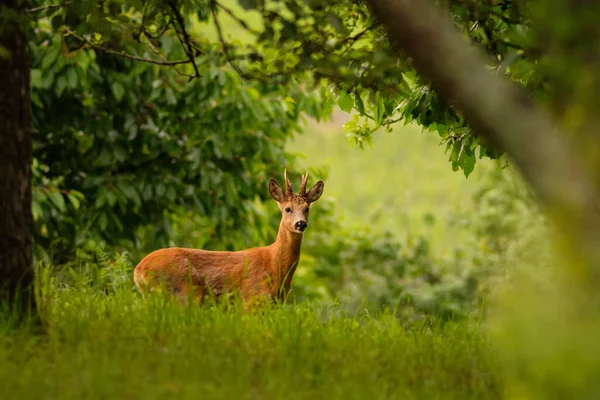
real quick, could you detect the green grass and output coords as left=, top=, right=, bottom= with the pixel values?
left=0, top=279, right=500, bottom=400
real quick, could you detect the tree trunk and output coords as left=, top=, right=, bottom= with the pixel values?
left=0, top=0, right=35, bottom=316
left=366, top=0, right=600, bottom=286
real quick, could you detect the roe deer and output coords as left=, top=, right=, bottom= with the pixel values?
left=133, top=170, right=324, bottom=308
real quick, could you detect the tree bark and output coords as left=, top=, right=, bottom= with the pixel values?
left=0, top=0, right=35, bottom=315
left=366, top=0, right=600, bottom=285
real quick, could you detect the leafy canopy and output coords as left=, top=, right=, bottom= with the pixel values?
left=27, top=0, right=543, bottom=259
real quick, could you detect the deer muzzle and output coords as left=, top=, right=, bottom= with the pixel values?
left=294, top=221, right=307, bottom=232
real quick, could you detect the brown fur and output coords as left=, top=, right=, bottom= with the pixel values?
left=133, top=171, right=324, bottom=308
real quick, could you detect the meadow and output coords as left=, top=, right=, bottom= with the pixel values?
left=0, top=280, right=501, bottom=400
left=0, top=120, right=518, bottom=399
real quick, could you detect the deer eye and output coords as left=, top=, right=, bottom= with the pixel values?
left=285, top=207, right=292, bottom=213
left=305, top=208, right=310, bottom=214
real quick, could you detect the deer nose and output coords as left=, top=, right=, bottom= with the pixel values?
left=294, top=221, right=307, bottom=232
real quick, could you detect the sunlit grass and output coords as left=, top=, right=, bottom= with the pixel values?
left=0, top=277, right=501, bottom=400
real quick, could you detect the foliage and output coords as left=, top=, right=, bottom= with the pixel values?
left=25, top=0, right=536, bottom=191
left=288, top=162, right=538, bottom=319
left=24, top=0, right=555, bottom=267
left=28, top=5, right=332, bottom=262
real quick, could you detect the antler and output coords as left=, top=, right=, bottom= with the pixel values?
left=299, top=171, right=309, bottom=197
left=284, top=169, right=294, bottom=197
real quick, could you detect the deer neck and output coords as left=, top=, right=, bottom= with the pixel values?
left=271, top=219, right=303, bottom=280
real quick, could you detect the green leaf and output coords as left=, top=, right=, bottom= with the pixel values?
left=49, top=190, right=66, bottom=212
left=156, top=183, right=166, bottom=197
left=374, top=92, right=385, bottom=127
left=338, top=91, right=354, bottom=113
left=41, top=71, right=55, bottom=89
left=106, top=190, right=118, bottom=207
left=354, top=92, right=365, bottom=115
left=56, top=76, right=66, bottom=97
left=460, top=153, right=476, bottom=177
left=238, top=0, right=257, bottom=10
left=113, top=144, right=127, bottom=162
left=98, top=212, right=108, bottom=231
left=32, top=202, right=43, bottom=221
left=67, top=68, right=78, bottom=89
left=31, top=69, right=42, bottom=88
left=343, top=115, right=359, bottom=132
left=95, top=195, right=106, bottom=209
left=109, top=211, right=124, bottom=232
left=142, top=184, right=153, bottom=201
left=41, top=47, right=60, bottom=70
left=166, top=186, right=177, bottom=202
left=111, top=82, right=125, bottom=101
left=67, top=192, right=81, bottom=210
left=118, top=182, right=141, bottom=206
left=165, top=88, right=176, bottom=105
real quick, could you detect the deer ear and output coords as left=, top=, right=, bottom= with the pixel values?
left=306, top=180, right=324, bottom=203
left=268, top=179, right=285, bottom=203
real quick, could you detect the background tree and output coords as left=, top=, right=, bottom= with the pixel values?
left=22, top=0, right=534, bottom=265
left=0, top=0, right=35, bottom=314
left=27, top=0, right=333, bottom=265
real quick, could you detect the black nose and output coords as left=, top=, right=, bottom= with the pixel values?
left=295, top=221, right=307, bottom=231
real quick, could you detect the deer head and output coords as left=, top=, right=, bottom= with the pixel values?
left=268, top=169, right=325, bottom=234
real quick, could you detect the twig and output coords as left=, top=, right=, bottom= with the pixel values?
left=26, top=3, right=68, bottom=13
left=469, top=21, right=479, bottom=33
left=488, top=9, right=524, bottom=26
left=214, top=0, right=261, bottom=36
left=137, top=8, right=170, bottom=41
left=210, top=0, right=251, bottom=81
left=144, top=36, right=195, bottom=79
left=340, top=22, right=381, bottom=54
left=64, top=28, right=190, bottom=66
left=167, top=0, right=201, bottom=80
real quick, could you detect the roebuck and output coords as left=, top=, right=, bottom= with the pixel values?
left=133, top=170, right=324, bottom=308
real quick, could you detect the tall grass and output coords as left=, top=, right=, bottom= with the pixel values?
left=0, top=266, right=501, bottom=400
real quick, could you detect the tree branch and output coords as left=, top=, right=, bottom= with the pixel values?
left=366, top=0, right=600, bottom=281
left=210, top=0, right=251, bottom=81
left=143, top=36, right=195, bottom=79
left=167, top=1, right=201, bottom=80
left=340, top=22, right=382, bottom=53
left=26, top=3, right=67, bottom=14
left=214, top=0, right=261, bottom=36
left=64, top=29, right=191, bottom=66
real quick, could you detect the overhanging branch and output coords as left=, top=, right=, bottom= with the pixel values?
left=64, top=29, right=191, bottom=67
left=26, top=3, right=68, bottom=14
left=167, top=0, right=201, bottom=81
left=210, top=0, right=251, bottom=81
left=366, top=0, right=600, bottom=281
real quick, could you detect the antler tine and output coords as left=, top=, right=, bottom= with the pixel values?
left=299, top=170, right=309, bottom=196
left=284, top=169, right=293, bottom=197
